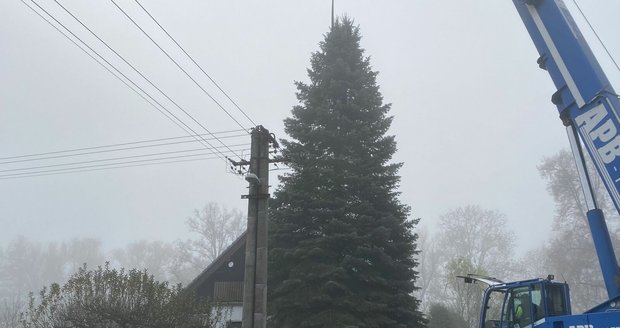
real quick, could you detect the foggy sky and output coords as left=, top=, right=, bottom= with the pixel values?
left=1, top=0, right=619, bottom=255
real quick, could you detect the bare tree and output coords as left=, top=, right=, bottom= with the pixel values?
left=436, top=205, right=516, bottom=278
left=0, top=236, right=106, bottom=321
left=517, top=246, right=552, bottom=279
left=444, top=258, right=485, bottom=328
left=420, top=205, right=516, bottom=327
left=187, top=203, right=245, bottom=262
left=415, top=225, right=443, bottom=313
left=111, top=240, right=178, bottom=283
left=60, top=238, right=106, bottom=276
left=538, top=149, right=619, bottom=228
left=172, top=202, right=245, bottom=284
left=0, top=237, right=52, bottom=300
left=0, top=296, right=23, bottom=328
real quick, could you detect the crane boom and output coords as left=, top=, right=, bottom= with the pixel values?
left=513, top=0, right=620, bottom=300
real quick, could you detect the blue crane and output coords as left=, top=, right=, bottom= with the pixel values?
left=462, top=1, right=620, bottom=327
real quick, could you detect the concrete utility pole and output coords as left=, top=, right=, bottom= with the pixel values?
left=239, top=126, right=273, bottom=328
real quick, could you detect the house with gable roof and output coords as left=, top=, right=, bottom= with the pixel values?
left=187, top=232, right=247, bottom=328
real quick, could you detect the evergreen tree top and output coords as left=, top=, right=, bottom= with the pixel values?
left=284, top=17, right=393, bottom=171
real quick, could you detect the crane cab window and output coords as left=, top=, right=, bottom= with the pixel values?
left=531, top=284, right=544, bottom=322
left=502, top=286, right=542, bottom=328
left=483, top=289, right=505, bottom=328
left=502, top=287, right=530, bottom=328
left=545, top=283, right=568, bottom=317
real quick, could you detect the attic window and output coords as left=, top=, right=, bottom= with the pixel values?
left=228, top=261, right=234, bottom=268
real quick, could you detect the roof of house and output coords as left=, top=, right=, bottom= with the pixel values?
left=186, top=231, right=247, bottom=300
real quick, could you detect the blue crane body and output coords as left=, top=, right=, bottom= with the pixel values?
left=464, top=1, right=620, bottom=327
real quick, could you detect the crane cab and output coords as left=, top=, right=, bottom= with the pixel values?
left=460, top=275, right=571, bottom=328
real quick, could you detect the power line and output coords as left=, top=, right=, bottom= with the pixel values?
left=19, top=0, right=175, bottom=131
left=20, top=0, right=199, bottom=147
left=0, top=130, right=248, bottom=165
left=0, top=143, right=249, bottom=174
left=52, top=0, right=239, bottom=160
left=25, top=0, right=229, bottom=161
left=0, top=145, right=249, bottom=179
left=112, top=0, right=252, bottom=130
left=0, top=153, right=228, bottom=180
left=134, top=0, right=257, bottom=127
left=572, top=0, right=620, bottom=74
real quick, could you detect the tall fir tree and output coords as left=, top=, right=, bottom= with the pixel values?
left=269, top=18, right=425, bottom=328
